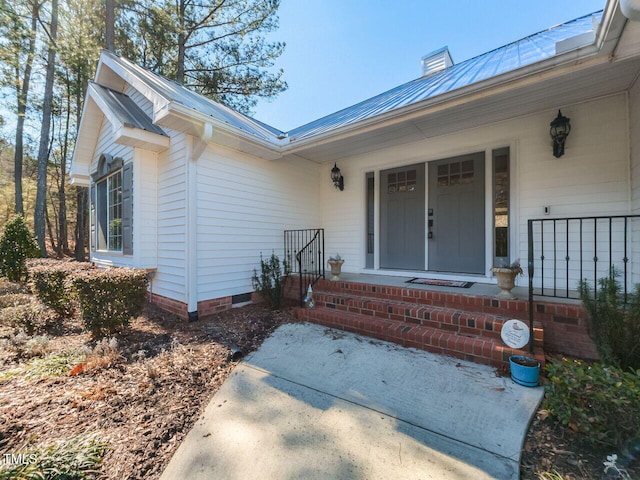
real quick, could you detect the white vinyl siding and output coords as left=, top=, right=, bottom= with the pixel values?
left=135, top=149, right=158, bottom=269
left=196, top=145, right=321, bottom=300
left=154, top=131, right=188, bottom=302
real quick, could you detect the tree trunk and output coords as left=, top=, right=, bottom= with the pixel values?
left=34, top=0, right=58, bottom=255
left=176, top=0, right=186, bottom=84
left=105, top=0, right=115, bottom=50
left=59, top=76, right=71, bottom=255
left=74, top=187, right=87, bottom=261
left=13, top=3, right=39, bottom=215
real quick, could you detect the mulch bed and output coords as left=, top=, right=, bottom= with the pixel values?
left=1, top=298, right=637, bottom=479
left=0, top=302, right=298, bottom=479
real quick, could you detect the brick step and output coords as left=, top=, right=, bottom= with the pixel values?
left=296, top=306, right=544, bottom=368
left=314, top=278, right=530, bottom=319
left=313, top=291, right=543, bottom=348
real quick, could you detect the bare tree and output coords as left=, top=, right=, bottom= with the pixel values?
left=34, top=0, right=59, bottom=255
left=0, top=0, right=40, bottom=215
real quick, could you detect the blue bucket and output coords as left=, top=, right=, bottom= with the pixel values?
left=509, top=355, right=540, bottom=387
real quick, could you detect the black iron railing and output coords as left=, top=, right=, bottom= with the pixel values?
left=527, top=215, right=640, bottom=352
left=284, top=229, right=325, bottom=305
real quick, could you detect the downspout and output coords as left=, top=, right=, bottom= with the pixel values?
left=186, top=123, right=213, bottom=321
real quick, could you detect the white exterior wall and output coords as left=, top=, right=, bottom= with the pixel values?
left=154, top=132, right=188, bottom=303
left=135, top=149, right=158, bottom=269
left=196, top=145, right=321, bottom=300
left=319, top=94, right=630, bottom=289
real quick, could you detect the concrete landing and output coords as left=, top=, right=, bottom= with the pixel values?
left=160, top=322, right=544, bottom=479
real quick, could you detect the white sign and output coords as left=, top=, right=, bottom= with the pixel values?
left=501, top=319, right=530, bottom=349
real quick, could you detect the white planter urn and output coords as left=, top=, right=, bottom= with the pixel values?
left=491, top=267, right=520, bottom=299
left=327, top=256, right=344, bottom=281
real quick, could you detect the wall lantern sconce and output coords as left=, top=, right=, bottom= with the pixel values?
left=331, top=163, right=344, bottom=191
left=550, top=110, right=571, bottom=158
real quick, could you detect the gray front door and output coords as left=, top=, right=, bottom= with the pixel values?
left=380, top=163, right=425, bottom=270
left=428, top=152, right=485, bottom=273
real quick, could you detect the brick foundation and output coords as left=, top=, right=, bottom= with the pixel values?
left=149, top=292, right=189, bottom=319
left=150, top=293, right=235, bottom=320
left=197, top=296, right=232, bottom=316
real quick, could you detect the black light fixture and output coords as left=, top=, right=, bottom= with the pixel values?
left=331, top=163, right=344, bottom=191
left=550, top=110, right=571, bottom=158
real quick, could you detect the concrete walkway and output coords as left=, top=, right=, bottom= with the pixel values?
left=160, top=323, right=544, bottom=479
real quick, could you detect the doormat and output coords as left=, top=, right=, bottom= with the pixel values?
left=406, top=278, right=474, bottom=288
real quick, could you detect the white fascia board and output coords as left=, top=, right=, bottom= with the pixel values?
left=69, top=96, right=101, bottom=185
left=87, top=83, right=124, bottom=132
left=114, top=125, right=170, bottom=152
left=99, top=53, right=171, bottom=123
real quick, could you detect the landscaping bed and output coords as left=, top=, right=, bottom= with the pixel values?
left=0, top=300, right=297, bottom=479
left=0, top=286, right=637, bottom=479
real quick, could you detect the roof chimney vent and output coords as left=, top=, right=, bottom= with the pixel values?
left=421, top=46, right=454, bottom=77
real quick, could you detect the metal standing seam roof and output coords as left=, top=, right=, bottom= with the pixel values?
left=101, top=11, right=601, bottom=146
left=287, top=11, right=602, bottom=141
left=90, top=82, right=167, bottom=137
left=103, top=51, right=286, bottom=141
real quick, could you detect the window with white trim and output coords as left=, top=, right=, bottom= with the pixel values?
left=91, top=154, right=133, bottom=254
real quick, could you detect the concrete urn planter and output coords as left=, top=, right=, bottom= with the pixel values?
left=327, top=257, right=344, bottom=281
left=491, top=267, right=520, bottom=299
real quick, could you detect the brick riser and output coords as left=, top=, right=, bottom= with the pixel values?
left=315, top=279, right=531, bottom=318
left=296, top=307, right=542, bottom=369
left=313, top=292, right=543, bottom=350
left=293, top=279, right=546, bottom=369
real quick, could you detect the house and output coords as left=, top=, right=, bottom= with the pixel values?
left=70, top=1, right=640, bottom=360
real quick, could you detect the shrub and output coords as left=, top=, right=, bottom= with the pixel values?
left=3, top=330, right=51, bottom=359
left=252, top=252, right=290, bottom=310
left=0, top=278, right=29, bottom=295
left=579, top=268, right=640, bottom=370
left=0, top=215, right=40, bottom=282
left=0, top=293, right=33, bottom=309
left=28, top=260, right=95, bottom=317
left=72, top=268, right=149, bottom=336
left=544, top=358, right=640, bottom=450
left=0, top=299, right=56, bottom=334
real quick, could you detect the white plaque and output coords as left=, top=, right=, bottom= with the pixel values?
left=501, top=319, right=530, bottom=349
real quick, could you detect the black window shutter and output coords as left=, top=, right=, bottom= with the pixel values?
left=122, top=162, right=133, bottom=255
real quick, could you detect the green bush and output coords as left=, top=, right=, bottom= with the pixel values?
left=72, top=268, right=149, bottom=336
left=0, top=215, right=40, bottom=282
left=579, top=268, right=640, bottom=370
left=252, top=252, right=290, bottom=310
left=29, top=262, right=93, bottom=318
left=544, top=358, right=640, bottom=449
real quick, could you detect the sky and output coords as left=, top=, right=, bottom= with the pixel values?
left=252, top=0, right=606, bottom=132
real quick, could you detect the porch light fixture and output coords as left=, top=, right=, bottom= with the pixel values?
left=331, top=163, right=344, bottom=191
left=550, top=110, right=571, bottom=158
